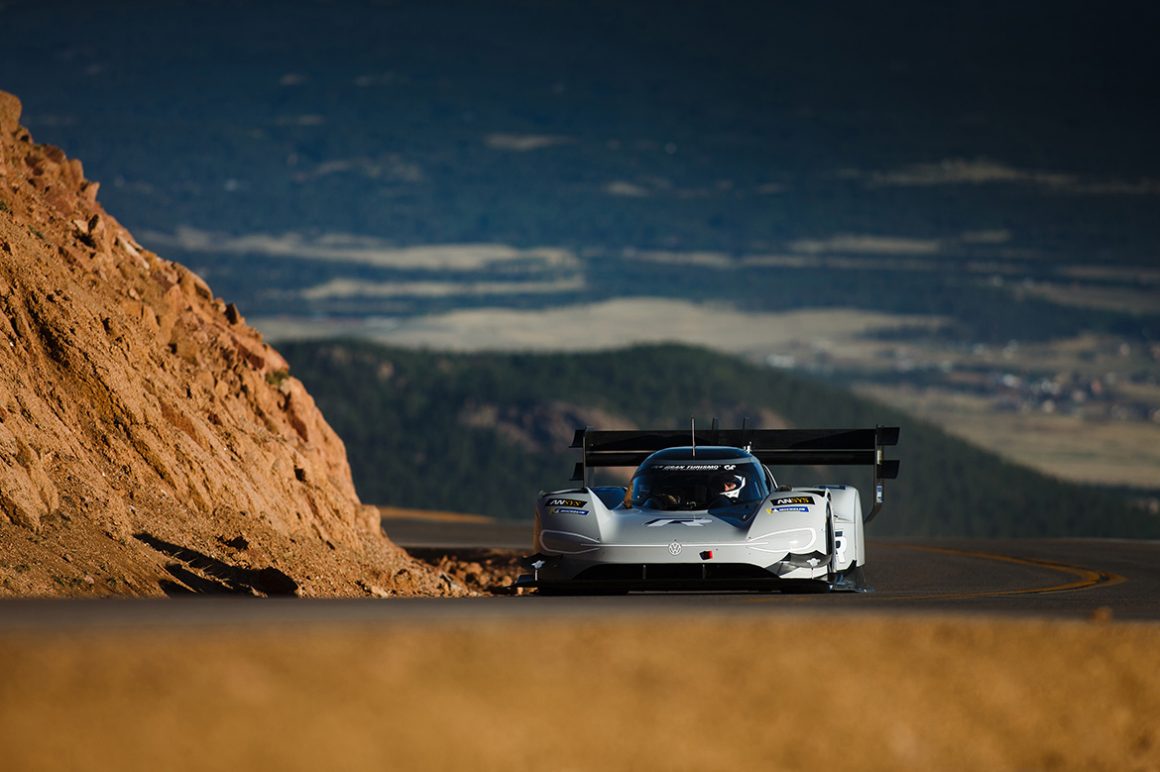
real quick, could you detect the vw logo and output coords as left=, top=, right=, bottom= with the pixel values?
left=668, top=541, right=682, bottom=556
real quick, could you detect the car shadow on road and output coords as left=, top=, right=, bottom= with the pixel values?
left=134, top=532, right=299, bottom=597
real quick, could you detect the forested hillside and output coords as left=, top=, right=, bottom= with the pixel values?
left=281, top=341, right=1158, bottom=538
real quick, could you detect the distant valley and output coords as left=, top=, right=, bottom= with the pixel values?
left=3, top=0, right=1157, bottom=498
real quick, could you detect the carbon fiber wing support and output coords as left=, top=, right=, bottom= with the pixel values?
left=569, top=426, right=901, bottom=523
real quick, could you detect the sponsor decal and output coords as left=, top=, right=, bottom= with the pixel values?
left=551, top=507, right=589, bottom=516
left=773, top=496, right=813, bottom=506
left=655, top=464, right=723, bottom=471
left=546, top=498, right=586, bottom=508
left=774, top=506, right=809, bottom=513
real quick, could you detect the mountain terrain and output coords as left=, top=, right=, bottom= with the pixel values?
left=4, top=0, right=1156, bottom=494
left=0, top=91, right=458, bottom=597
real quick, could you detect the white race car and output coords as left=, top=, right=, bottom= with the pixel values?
left=518, top=426, right=900, bottom=594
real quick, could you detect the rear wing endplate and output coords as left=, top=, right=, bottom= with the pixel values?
left=569, top=426, right=900, bottom=523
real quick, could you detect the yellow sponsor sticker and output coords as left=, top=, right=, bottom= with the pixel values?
left=772, top=496, right=813, bottom=506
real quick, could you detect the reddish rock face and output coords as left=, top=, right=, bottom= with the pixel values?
left=0, top=91, right=460, bottom=597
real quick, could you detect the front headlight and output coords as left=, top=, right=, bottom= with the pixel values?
left=748, top=527, right=817, bottom=554
left=539, top=529, right=601, bottom=555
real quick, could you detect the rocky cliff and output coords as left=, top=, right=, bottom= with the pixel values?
left=0, top=91, right=458, bottom=596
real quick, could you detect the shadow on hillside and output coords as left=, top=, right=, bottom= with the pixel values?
left=134, top=532, right=299, bottom=597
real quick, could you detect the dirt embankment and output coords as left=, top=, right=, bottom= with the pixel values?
left=1, top=614, right=1157, bottom=771
left=0, top=91, right=461, bottom=597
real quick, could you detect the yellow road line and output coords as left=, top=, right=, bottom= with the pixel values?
left=882, top=544, right=1126, bottom=601
left=743, top=544, right=1126, bottom=604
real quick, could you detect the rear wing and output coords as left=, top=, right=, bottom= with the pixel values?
left=569, top=426, right=900, bottom=523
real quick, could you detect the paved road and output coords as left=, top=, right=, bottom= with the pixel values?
left=790, top=538, right=1158, bottom=619
left=385, top=517, right=1159, bottom=619
left=1, top=537, right=1156, bottom=629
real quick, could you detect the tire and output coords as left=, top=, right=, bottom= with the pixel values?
left=825, top=506, right=837, bottom=585
left=778, top=509, right=837, bottom=594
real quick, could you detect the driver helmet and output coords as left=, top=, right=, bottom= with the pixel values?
left=718, top=473, right=746, bottom=500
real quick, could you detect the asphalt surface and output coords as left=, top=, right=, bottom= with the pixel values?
left=384, top=518, right=1159, bottom=619
left=1, top=524, right=1157, bottom=628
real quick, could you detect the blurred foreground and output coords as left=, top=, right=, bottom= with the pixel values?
left=1, top=612, right=1156, bottom=770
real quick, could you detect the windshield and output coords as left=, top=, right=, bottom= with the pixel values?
left=630, top=460, right=769, bottom=511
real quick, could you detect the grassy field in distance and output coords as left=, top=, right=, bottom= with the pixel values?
left=857, top=384, right=1160, bottom=489
left=833, top=331, right=1160, bottom=490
